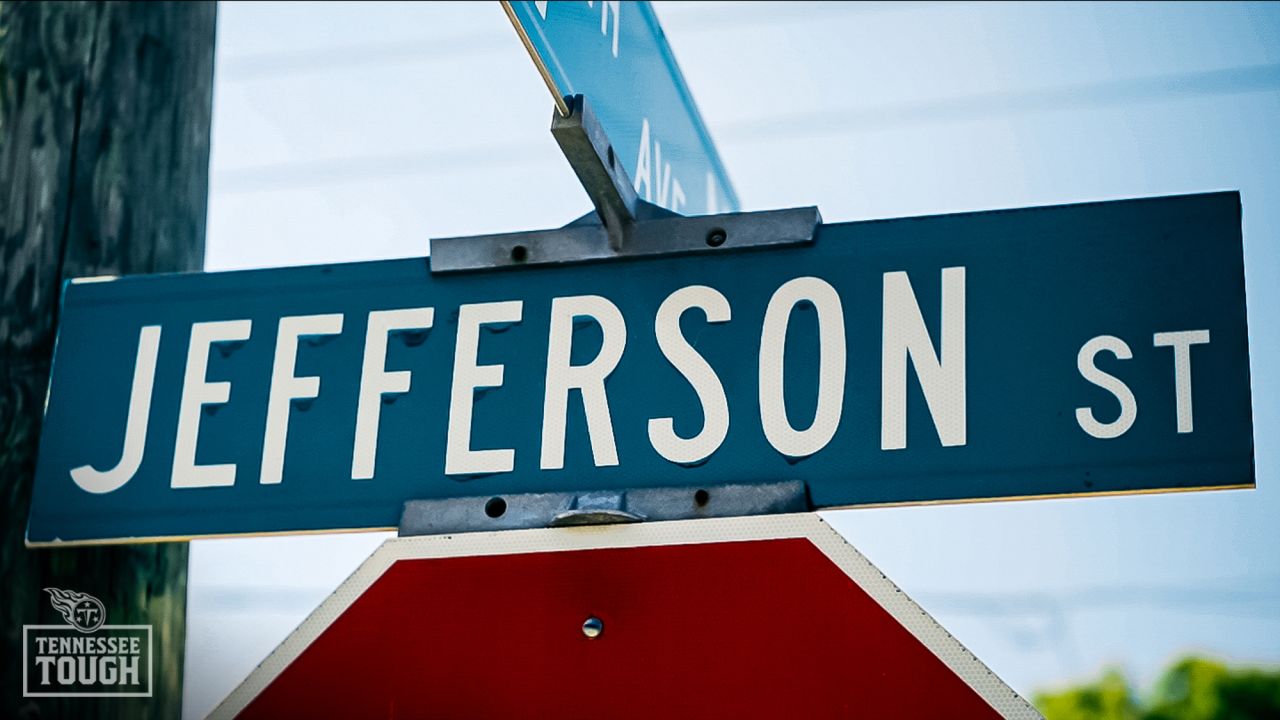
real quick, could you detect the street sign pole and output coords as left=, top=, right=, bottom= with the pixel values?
left=4, top=3, right=215, bottom=714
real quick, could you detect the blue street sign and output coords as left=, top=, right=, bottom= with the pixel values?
left=28, top=192, right=1253, bottom=544
left=502, top=0, right=739, bottom=215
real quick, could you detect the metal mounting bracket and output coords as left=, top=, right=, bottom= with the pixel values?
left=398, top=480, right=809, bottom=537
left=428, top=94, right=821, bottom=273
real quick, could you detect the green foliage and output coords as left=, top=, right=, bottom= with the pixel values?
left=1036, top=657, right=1280, bottom=720
left=1036, top=668, right=1142, bottom=720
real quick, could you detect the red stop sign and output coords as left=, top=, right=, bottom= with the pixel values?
left=213, top=515, right=1037, bottom=719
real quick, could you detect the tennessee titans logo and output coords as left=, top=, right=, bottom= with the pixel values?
left=44, top=588, right=105, bottom=634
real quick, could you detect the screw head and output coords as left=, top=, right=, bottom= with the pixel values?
left=582, top=616, right=604, bottom=639
left=484, top=496, right=506, bottom=518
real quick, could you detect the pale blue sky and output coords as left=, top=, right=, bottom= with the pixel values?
left=185, top=2, right=1280, bottom=717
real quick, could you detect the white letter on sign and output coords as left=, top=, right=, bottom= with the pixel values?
left=1075, top=335, right=1137, bottom=439
left=260, top=314, right=344, bottom=485
left=649, top=286, right=731, bottom=465
left=600, top=0, right=620, bottom=57
left=352, top=308, right=435, bottom=480
left=172, top=319, right=252, bottom=488
left=70, top=326, right=161, bottom=494
left=447, top=301, right=523, bottom=475
left=540, top=295, right=626, bottom=470
left=759, top=277, right=847, bottom=458
left=634, top=118, right=653, bottom=202
left=881, top=267, right=967, bottom=450
left=1153, top=329, right=1210, bottom=433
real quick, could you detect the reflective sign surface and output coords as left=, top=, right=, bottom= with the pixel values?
left=28, top=193, right=1253, bottom=543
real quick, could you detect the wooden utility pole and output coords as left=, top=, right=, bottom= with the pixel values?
left=1, top=2, right=216, bottom=717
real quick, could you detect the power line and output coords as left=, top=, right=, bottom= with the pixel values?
left=717, top=63, right=1280, bottom=141
left=218, top=32, right=505, bottom=81
left=191, top=579, right=1280, bottom=614
left=216, top=1, right=951, bottom=82
left=213, top=140, right=550, bottom=194
left=916, top=583, right=1280, bottom=616
left=915, top=581, right=1280, bottom=667
left=211, top=63, right=1280, bottom=195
